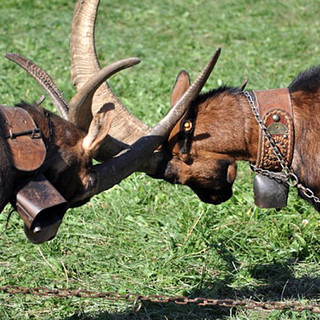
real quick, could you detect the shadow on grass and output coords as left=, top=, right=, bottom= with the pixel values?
left=61, top=239, right=320, bottom=319
left=65, top=305, right=233, bottom=320
left=62, top=258, right=320, bottom=320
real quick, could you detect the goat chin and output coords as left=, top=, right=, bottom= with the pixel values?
left=189, top=185, right=233, bottom=205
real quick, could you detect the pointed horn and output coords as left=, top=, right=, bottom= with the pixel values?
left=151, top=48, right=221, bottom=137
left=5, top=53, right=69, bottom=120
left=71, top=0, right=149, bottom=155
left=69, top=57, right=141, bottom=128
left=92, top=49, right=221, bottom=195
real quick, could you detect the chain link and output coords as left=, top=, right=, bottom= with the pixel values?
left=1, top=284, right=320, bottom=313
left=244, top=91, right=320, bottom=204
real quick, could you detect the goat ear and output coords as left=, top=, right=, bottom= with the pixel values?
left=240, top=79, right=248, bottom=91
left=170, top=70, right=191, bottom=107
left=82, top=103, right=114, bottom=156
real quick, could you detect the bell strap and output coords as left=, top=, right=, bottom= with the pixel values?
left=0, top=106, right=46, bottom=172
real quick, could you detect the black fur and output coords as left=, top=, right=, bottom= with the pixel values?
left=289, top=65, right=320, bottom=93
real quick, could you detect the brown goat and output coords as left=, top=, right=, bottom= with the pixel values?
left=72, top=0, right=320, bottom=212
left=159, top=65, right=320, bottom=212
left=162, top=76, right=251, bottom=205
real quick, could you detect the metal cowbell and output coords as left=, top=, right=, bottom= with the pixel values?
left=13, top=175, right=68, bottom=244
left=253, top=174, right=288, bottom=209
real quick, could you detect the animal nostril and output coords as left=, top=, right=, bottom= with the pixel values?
left=226, top=162, right=237, bottom=184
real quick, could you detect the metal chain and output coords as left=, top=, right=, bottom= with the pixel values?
left=244, top=91, right=320, bottom=204
left=1, top=284, right=320, bottom=313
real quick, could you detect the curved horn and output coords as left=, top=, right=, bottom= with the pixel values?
left=5, top=53, right=69, bottom=119
left=71, top=0, right=149, bottom=155
left=92, top=49, right=221, bottom=195
left=69, top=57, right=141, bottom=127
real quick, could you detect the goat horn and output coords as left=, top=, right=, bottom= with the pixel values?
left=71, top=0, right=149, bottom=157
left=5, top=53, right=69, bottom=120
left=68, top=57, right=141, bottom=127
left=92, top=49, right=221, bottom=194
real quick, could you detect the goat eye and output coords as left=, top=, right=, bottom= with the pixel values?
left=183, top=120, right=193, bottom=131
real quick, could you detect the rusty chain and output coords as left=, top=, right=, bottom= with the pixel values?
left=1, top=284, right=320, bottom=313
left=244, top=91, right=320, bottom=204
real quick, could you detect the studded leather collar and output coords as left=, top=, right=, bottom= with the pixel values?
left=248, top=88, right=295, bottom=171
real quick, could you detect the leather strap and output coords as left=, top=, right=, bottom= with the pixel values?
left=252, top=88, right=294, bottom=171
left=0, top=106, right=46, bottom=172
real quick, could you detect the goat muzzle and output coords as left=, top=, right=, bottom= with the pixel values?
left=13, top=175, right=68, bottom=244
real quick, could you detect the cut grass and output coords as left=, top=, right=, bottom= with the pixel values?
left=1, top=0, right=320, bottom=319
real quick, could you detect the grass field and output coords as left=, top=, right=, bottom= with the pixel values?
left=1, top=0, right=320, bottom=319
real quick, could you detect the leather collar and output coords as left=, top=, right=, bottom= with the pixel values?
left=249, top=88, right=295, bottom=171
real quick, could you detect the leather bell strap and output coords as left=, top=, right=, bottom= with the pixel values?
left=251, top=88, right=294, bottom=171
left=0, top=106, right=46, bottom=172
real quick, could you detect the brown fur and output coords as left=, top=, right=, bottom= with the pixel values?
left=164, top=89, right=258, bottom=204
left=290, top=88, right=320, bottom=211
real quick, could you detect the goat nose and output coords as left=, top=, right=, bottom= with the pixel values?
left=164, top=163, right=179, bottom=184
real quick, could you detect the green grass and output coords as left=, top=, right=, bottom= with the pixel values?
left=1, top=0, right=320, bottom=319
